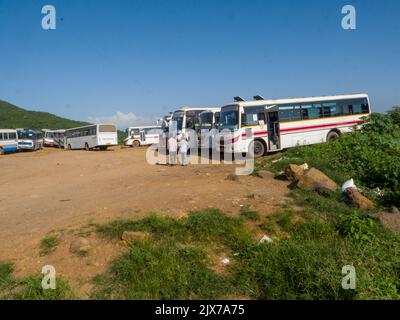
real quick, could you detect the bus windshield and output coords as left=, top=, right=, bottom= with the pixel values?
left=172, top=111, right=184, bottom=131
left=200, top=112, right=213, bottom=129
left=219, top=106, right=239, bottom=131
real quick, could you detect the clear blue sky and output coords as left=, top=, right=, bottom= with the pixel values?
left=0, top=0, right=399, bottom=127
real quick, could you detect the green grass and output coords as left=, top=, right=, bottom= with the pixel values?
left=39, top=236, right=61, bottom=256
left=0, top=262, right=74, bottom=300
left=95, top=203, right=400, bottom=300
left=240, top=206, right=261, bottom=221
left=92, top=241, right=232, bottom=299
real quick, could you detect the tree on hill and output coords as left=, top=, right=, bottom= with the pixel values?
left=0, top=100, right=90, bottom=130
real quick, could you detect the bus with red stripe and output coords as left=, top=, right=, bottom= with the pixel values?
left=217, top=93, right=371, bottom=158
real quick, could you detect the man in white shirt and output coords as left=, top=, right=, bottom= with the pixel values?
left=168, top=135, right=178, bottom=166
left=179, top=135, right=189, bottom=166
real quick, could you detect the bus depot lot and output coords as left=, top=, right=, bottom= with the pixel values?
left=0, top=147, right=288, bottom=288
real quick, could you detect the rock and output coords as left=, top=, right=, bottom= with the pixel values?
left=284, top=164, right=305, bottom=181
left=256, top=170, right=274, bottom=179
left=346, top=187, right=375, bottom=209
left=372, top=211, right=400, bottom=233
left=225, top=173, right=239, bottom=181
left=70, top=238, right=90, bottom=254
left=121, top=231, right=149, bottom=243
left=221, top=258, right=230, bottom=265
left=297, top=168, right=337, bottom=194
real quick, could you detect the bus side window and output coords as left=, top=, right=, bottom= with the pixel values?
left=361, top=102, right=369, bottom=114
left=0, top=133, right=3, bottom=140
left=343, top=105, right=354, bottom=115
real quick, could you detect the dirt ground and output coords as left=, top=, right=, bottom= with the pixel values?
left=0, top=147, right=290, bottom=298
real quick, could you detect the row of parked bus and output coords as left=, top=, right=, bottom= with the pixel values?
left=1, top=93, right=371, bottom=158
left=122, top=93, right=371, bottom=158
left=0, top=125, right=119, bottom=155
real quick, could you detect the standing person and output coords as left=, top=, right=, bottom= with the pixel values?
left=168, top=134, right=177, bottom=166
left=179, top=135, right=189, bottom=166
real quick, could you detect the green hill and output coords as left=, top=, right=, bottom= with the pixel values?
left=0, top=99, right=90, bottom=130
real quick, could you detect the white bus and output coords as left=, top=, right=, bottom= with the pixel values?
left=217, top=94, right=371, bottom=158
left=199, top=108, right=221, bottom=149
left=64, top=124, right=118, bottom=150
left=43, top=129, right=66, bottom=148
left=0, top=129, right=18, bottom=155
left=17, top=129, right=44, bottom=151
left=171, top=107, right=215, bottom=136
left=124, top=126, right=161, bottom=147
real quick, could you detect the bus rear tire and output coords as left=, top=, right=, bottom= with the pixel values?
left=132, top=140, right=140, bottom=148
left=249, top=140, right=266, bottom=159
left=327, top=131, right=340, bottom=142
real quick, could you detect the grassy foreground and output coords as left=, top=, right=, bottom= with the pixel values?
left=1, top=195, right=399, bottom=300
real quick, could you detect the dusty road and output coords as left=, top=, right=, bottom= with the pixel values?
left=0, top=147, right=289, bottom=293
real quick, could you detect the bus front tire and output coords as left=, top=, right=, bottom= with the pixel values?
left=132, top=140, right=140, bottom=148
left=249, top=140, right=266, bottom=159
left=327, top=131, right=340, bottom=142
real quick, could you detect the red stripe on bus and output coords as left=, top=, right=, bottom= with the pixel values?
left=280, top=120, right=363, bottom=133
left=241, top=131, right=268, bottom=138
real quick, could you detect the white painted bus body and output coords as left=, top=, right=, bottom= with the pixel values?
left=43, top=129, right=66, bottom=147
left=199, top=108, right=221, bottom=149
left=217, top=94, right=371, bottom=157
left=0, top=129, right=19, bottom=154
left=64, top=124, right=118, bottom=150
left=124, top=126, right=161, bottom=147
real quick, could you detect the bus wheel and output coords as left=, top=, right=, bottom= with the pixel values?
left=67, top=144, right=72, bottom=150
left=0, top=148, right=4, bottom=155
left=132, top=140, right=140, bottom=148
left=249, top=140, right=265, bottom=159
left=85, top=143, right=90, bottom=151
left=327, top=131, right=340, bottom=142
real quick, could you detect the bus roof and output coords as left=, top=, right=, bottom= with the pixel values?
left=64, top=123, right=116, bottom=131
left=42, top=129, right=66, bottom=133
left=127, top=125, right=161, bottom=129
left=0, top=129, right=17, bottom=133
left=173, top=107, right=218, bottom=113
left=199, top=108, right=221, bottom=115
left=223, top=93, right=370, bottom=108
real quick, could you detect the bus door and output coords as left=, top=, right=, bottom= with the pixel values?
left=266, top=111, right=281, bottom=151
left=140, top=130, right=146, bottom=143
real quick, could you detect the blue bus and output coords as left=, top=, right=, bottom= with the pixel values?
left=0, top=129, right=19, bottom=154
